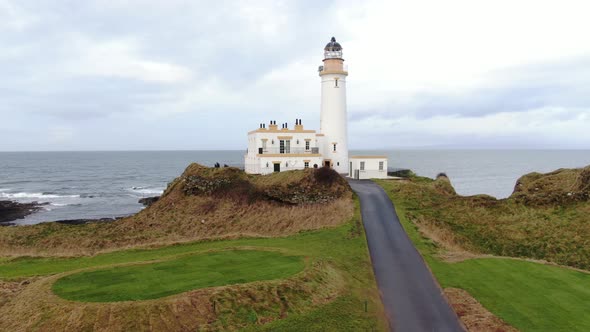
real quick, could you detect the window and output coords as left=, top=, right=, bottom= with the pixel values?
left=379, top=161, right=384, bottom=171
left=286, top=140, right=291, bottom=153
left=262, top=140, right=267, bottom=151
left=279, top=140, right=285, bottom=154
left=305, top=141, right=310, bottom=150
left=333, top=143, right=337, bottom=152
left=334, top=78, right=339, bottom=88
left=360, top=162, right=365, bottom=171
left=304, top=162, right=309, bottom=169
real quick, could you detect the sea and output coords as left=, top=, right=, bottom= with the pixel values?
left=1, top=150, right=589, bottom=225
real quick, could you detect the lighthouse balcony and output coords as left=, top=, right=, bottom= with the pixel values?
left=256, top=147, right=320, bottom=156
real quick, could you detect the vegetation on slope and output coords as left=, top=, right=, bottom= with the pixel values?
left=379, top=166, right=590, bottom=270
left=0, top=199, right=386, bottom=331
left=0, top=164, right=353, bottom=256
left=376, top=166, right=590, bottom=331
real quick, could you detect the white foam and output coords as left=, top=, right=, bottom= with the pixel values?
left=0, top=192, right=80, bottom=199
left=129, top=187, right=164, bottom=195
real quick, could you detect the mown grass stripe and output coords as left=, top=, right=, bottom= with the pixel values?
left=52, top=250, right=304, bottom=302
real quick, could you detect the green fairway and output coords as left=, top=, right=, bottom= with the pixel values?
left=377, top=179, right=590, bottom=331
left=429, top=258, right=590, bottom=331
left=52, top=250, right=304, bottom=302
left=0, top=198, right=386, bottom=331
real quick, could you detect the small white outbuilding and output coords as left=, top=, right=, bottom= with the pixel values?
left=349, top=156, right=388, bottom=179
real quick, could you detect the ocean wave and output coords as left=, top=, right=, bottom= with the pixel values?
left=129, top=186, right=164, bottom=196
left=0, top=192, right=80, bottom=199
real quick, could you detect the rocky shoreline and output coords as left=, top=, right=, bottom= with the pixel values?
left=54, top=217, right=124, bottom=225
left=0, top=196, right=160, bottom=226
left=0, top=200, right=48, bottom=225
left=139, top=196, right=160, bottom=207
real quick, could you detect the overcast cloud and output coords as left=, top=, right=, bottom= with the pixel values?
left=1, top=0, right=589, bottom=151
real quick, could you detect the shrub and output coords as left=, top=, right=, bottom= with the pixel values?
left=313, top=167, right=340, bottom=185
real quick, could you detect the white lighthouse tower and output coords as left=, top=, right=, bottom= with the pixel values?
left=319, top=37, right=349, bottom=174
left=244, top=37, right=388, bottom=178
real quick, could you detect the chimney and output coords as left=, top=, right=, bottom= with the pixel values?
left=295, top=118, right=303, bottom=131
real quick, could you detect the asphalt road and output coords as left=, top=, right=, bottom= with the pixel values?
left=349, top=179, right=464, bottom=332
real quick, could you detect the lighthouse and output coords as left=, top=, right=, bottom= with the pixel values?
left=244, top=37, right=388, bottom=178
left=319, top=37, right=349, bottom=174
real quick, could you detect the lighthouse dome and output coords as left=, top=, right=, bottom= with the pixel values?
left=324, top=37, right=342, bottom=52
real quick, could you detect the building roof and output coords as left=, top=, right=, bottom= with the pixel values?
left=350, top=155, right=388, bottom=159
left=248, top=128, right=317, bottom=135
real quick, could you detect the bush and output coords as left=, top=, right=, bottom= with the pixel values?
left=313, top=167, right=341, bottom=185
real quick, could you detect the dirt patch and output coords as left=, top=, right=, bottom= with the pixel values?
left=410, top=214, right=483, bottom=262
left=445, top=288, right=518, bottom=332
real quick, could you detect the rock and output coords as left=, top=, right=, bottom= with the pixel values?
left=54, top=217, right=123, bottom=225
left=433, top=173, right=457, bottom=196
left=0, top=200, right=47, bottom=224
left=138, top=196, right=160, bottom=207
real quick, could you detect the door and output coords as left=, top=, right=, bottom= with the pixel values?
left=349, top=162, right=352, bottom=177
left=273, top=163, right=280, bottom=172
left=325, top=160, right=330, bottom=168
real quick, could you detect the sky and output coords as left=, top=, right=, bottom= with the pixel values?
left=1, top=0, right=589, bottom=151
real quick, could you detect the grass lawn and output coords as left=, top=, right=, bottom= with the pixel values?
left=52, top=250, right=304, bottom=302
left=0, top=198, right=386, bottom=331
left=377, top=179, right=590, bottom=331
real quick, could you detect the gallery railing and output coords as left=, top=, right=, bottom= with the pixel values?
left=256, top=147, right=319, bottom=155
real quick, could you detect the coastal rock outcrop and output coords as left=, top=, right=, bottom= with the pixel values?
left=0, top=201, right=47, bottom=224
left=433, top=173, right=457, bottom=196
left=138, top=196, right=160, bottom=207
left=176, top=163, right=349, bottom=205
left=511, top=166, right=590, bottom=205
left=0, top=163, right=354, bottom=256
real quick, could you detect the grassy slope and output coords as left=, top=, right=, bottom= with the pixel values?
left=0, top=165, right=353, bottom=256
left=0, top=198, right=386, bottom=331
left=52, top=250, right=305, bottom=302
left=377, top=179, right=590, bottom=331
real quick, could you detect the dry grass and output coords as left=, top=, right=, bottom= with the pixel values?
left=377, top=165, right=590, bottom=270
left=0, top=165, right=353, bottom=257
left=512, top=166, right=590, bottom=205
left=0, top=260, right=345, bottom=332
left=411, top=215, right=482, bottom=262
left=0, top=279, right=31, bottom=310
left=444, top=288, right=518, bottom=332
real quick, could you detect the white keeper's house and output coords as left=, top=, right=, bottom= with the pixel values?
left=244, top=37, right=388, bottom=179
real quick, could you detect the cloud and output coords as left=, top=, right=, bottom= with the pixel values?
left=350, top=106, right=590, bottom=149
left=0, top=0, right=589, bottom=151
left=65, top=37, right=192, bottom=83
left=349, top=56, right=590, bottom=121
left=0, top=0, right=38, bottom=31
